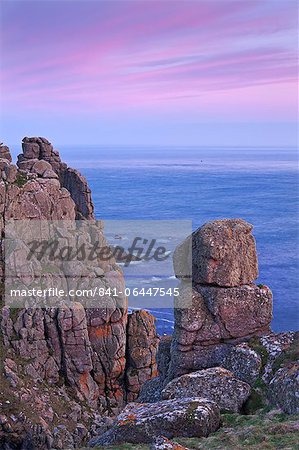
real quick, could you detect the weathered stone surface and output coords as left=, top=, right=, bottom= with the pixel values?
left=268, top=361, right=299, bottom=414
left=18, top=137, right=94, bottom=219
left=169, top=341, right=262, bottom=384
left=4, top=164, right=18, bottom=183
left=43, top=169, right=58, bottom=179
left=167, top=218, right=273, bottom=396
left=174, top=219, right=258, bottom=286
left=4, top=179, right=76, bottom=220
left=0, top=158, right=10, bottom=171
left=62, top=167, right=94, bottom=219
left=22, top=141, right=40, bottom=159
left=220, top=343, right=262, bottom=385
left=137, top=376, right=163, bottom=403
left=126, top=310, right=159, bottom=402
left=89, top=398, right=220, bottom=446
left=17, top=158, right=39, bottom=172
left=138, top=336, right=174, bottom=403
left=57, top=304, right=99, bottom=405
left=174, top=283, right=272, bottom=346
left=0, top=144, right=12, bottom=162
left=32, top=160, right=53, bottom=176
left=162, top=367, right=251, bottom=412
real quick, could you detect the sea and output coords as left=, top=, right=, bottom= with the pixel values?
left=60, top=146, right=298, bottom=335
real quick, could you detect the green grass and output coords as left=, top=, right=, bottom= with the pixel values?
left=14, top=172, right=28, bottom=187
left=243, top=378, right=269, bottom=415
left=176, top=410, right=299, bottom=449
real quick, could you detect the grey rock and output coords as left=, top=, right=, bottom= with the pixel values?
left=268, top=361, right=299, bottom=414
left=221, top=343, right=262, bottom=385
left=32, top=160, right=53, bottom=176
left=162, top=367, right=251, bottom=412
left=89, top=397, right=220, bottom=446
left=259, top=332, right=297, bottom=383
left=137, top=376, right=163, bottom=403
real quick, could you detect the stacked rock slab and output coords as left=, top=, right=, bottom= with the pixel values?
left=170, top=219, right=273, bottom=380
left=0, top=138, right=158, bottom=449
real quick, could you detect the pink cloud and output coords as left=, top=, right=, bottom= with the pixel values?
left=0, top=0, right=297, bottom=122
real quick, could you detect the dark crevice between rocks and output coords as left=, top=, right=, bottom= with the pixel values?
left=54, top=308, right=70, bottom=387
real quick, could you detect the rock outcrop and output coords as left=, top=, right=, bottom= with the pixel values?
left=0, top=138, right=158, bottom=449
left=89, top=397, right=220, bottom=446
left=169, top=219, right=273, bottom=381
left=173, top=218, right=258, bottom=286
left=0, top=144, right=12, bottom=162
left=18, top=137, right=94, bottom=219
left=268, top=361, right=299, bottom=414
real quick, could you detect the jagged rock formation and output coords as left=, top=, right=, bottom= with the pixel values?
left=0, top=138, right=158, bottom=449
left=18, top=137, right=94, bottom=219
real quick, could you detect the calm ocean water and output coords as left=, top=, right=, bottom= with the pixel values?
left=60, top=146, right=299, bottom=334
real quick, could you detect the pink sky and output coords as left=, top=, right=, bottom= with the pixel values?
left=0, top=0, right=297, bottom=145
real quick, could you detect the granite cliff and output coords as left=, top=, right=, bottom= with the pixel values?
left=0, top=138, right=158, bottom=449
left=0, top=138, right=298, bottom=450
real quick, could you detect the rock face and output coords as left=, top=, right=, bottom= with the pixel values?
left=89, top=398, right=220, bottom=446
left=161, top=367, right=251, bottom=412
left=0, top=138, right=158, bottom=449
left=0, top=144, right=12, bottom=162
left=126, top=310, right=159, bottom=402
left=18, top=137, right=94, bottom=219
left=174, top=218, right=258, bottom=286
left=137, top=336, right=172, bottom=403
left=169, top=219, right=272, bottom=381
left=174, top=284, right=272, bottom=346
left=268, top=362, right=299, bottom=414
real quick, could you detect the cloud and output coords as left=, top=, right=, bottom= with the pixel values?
left=0, top=0, right=297, bottom=123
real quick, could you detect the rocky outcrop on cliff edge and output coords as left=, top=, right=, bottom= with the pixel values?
left=0, top=138, right=159, bottom=449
